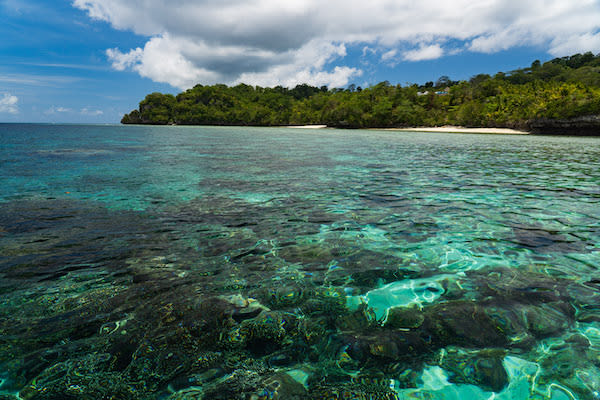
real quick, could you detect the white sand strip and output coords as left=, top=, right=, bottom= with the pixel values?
left=286, top=125, right=328, bottom=129
left=380, top=126, right=530, bottom=135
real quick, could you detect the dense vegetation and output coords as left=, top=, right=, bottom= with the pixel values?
left=122, top=53, right=600, bottom=132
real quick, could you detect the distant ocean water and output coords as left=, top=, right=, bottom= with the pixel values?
left=0, top=124, right=599, bottom=399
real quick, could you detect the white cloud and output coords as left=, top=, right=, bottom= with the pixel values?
left=403, top=44, right=444, bottom=61
left=362, top=46, right=377, bottom=57
left=0, top=93, right=18, bottom=114
left=74, top=0, right=600, bottom=88
left=233, top=40, right=361, bottom=88
left=381, top=49, right=398, bottom=62
left=44, top=106, right=72, bottom=115
left=17, top=62, right=107, bottom=71
left=81, top=108, right=104, bottom=116
left=106, top=47, right=143, bottom=71
left=107, top=35, right=220, bottom=88
left=0, top=73, right=81, bottom=86
left=549, top=32, right=600, bottom=56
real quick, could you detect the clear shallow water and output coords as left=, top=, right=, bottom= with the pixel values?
left=0, top=124, right=599, bottom=399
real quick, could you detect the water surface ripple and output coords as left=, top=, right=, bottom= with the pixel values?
left=0, top=124, right=599, bottom=399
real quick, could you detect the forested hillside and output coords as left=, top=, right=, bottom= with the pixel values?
left=122, top=53, right=600, bottom=133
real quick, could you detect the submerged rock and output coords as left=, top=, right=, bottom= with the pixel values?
left=1, top=194, right=594, bottom=400
left=423, top=300, right=508, bottom=348
left=510, top=225, right=588, bottom=253
left=440, top=348, right=509, bottom=393
left=277, top=244, right=333, bottom=265
left=237, top=311, right=293, bottom=355
left=264, top=284, right=307, bottom=309
left=524, top=304, right=570, bottom=338
left=533, top=336, right=600, bottom=399
left=201, top=369, right=263, bottom=400
left=250, top=372, right=308, bottom=399
left=308, top=379, right=400, bottom=400
left=336, top=307, right=374, bottom=332
left=385, top=305, right=424, bottom=329
left=18, top=355, right=137, bottom=400
left=221, top=294, right=269, bottom=322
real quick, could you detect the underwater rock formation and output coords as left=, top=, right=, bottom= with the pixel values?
left=1, top=197, right=599, bottom=399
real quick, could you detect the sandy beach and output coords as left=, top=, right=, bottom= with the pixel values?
left=380, top=126, right=530, bottom=135
left=286, top=125, right=328, bottom=129
left=284, top=125, right=531, bottom=134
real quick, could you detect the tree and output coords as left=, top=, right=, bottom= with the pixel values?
left=121, top=52, right=600, bottom=132
left=435, top=76, right=452, bottom=88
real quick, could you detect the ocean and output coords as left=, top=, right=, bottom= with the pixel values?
left=0, top=124, right=599, bottom=399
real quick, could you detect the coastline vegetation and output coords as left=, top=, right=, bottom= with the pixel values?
left=121, top=53, right=600, bottom=132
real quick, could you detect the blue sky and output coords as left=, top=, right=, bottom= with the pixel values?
left=1, top=0, right=600, bottom=123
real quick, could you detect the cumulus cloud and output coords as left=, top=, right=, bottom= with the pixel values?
left=0, top=93, right=18, bottom=114
left=106, top=47, right=143, bottom=71
left=403, top=44, right=444, bottom=61
left=81, top=108, right=104, bottom=116
left=74, top=0, right=600, bottom=88
left=44, top=106, right=72, bottom=115
left=549, top=32, right=600, bottom=57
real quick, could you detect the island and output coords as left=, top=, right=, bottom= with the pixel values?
left=122, top=53, right=600, bottom=135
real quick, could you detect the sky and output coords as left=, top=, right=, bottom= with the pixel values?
left=2, top=0, right=600, bottom=123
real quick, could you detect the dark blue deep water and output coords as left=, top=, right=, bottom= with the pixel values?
left=0, top=124, right=599, bottom=399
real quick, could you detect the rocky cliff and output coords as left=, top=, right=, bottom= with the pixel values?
left=529, top=115, right=600, bottom=135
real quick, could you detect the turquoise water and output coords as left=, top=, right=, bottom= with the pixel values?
left=0, top=124, right=599, bottom=399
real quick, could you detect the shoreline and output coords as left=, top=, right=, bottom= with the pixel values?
left=285, top=125, right=328, bottom=129
left=282, top=124, right=532, bottom=134
left=377, top=126, right=531, bottom=135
